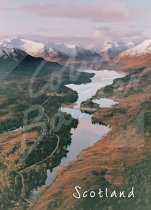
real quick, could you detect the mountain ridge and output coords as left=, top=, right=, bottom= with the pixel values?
left=114, top=39, right=151, bottom=68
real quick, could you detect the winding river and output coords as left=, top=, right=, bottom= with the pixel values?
left=32, top=70, right=123, bottom=196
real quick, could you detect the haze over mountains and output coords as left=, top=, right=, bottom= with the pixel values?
left=1, top=36, right=151, bottom=69
left=0, top=36, right=136, bottom=60
left=0, top=36, right=101, bottom=63
left=100, top=41, right=135, bottom=57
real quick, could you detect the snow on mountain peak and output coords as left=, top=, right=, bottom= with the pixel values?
left=0, top=45, right=26, bottom=59
left=65, top=43, right=78, bottom=49
left=1, top=37, right=45, bottom=56
left=120, top=39, right=151, bottom=57
left=0, top=36, right=140, bottom=62
left=101, top=41, right=126, bottom=57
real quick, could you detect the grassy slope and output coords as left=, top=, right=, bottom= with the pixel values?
left=0, top=55, right=94, bottom=210
left=32, top=67, right=151, bottom=210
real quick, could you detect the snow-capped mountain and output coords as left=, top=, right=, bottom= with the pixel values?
left=0, top=36, right=67, bottom=62
left=0, top=36, right=101, bottom=63
left=0, top=45, right=26, bottom=60
left=48, top=43, right=99, bottom=56
left=118, top=40, right=151, bottom=57
left=114, top=40, right=151, bottom=67
left=1, top=36, right=141, bottom=67
left=100, top=41, right=135, bottom=57
left=0, top=36, right=44, bottom=56
left=45, top=42, right=77, bottom=56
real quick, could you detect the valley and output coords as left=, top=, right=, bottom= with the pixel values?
left=0, top=37, right=151, bottom=210
left=1, top=1, right=151, bottom=210
left=31, top=66, right=151, bottom=210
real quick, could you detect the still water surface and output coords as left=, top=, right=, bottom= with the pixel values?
left=33, top=70, right=123, bottom=195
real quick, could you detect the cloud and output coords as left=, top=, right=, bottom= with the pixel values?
left=21, top=0, right=135, bottom=22
left=0, top=0, right=17, bottom=11
left=0, top=1, right=11, bottom=10
left=93, top=27, right=147, bottom=43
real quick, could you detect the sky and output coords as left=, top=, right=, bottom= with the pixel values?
left=0, top=0, right=151, bottom=43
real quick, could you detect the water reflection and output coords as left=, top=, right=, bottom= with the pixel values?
left=42, top=70, right=123, bottom=188
left=28, top=70, right=123, bottom=199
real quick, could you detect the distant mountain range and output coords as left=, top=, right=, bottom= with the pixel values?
left=0, top=36, right=68, bottom=62
left=0, top=36, right=137, bottom=61
left=0, top=36, right=101, bottom=63
left=1, top=36, right=151, bottom=69
left=100, top=41, right=135, bottom=57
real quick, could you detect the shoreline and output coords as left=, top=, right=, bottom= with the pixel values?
left=32, top=66, right=151, bottom=210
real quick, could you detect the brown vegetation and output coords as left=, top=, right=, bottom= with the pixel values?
left=32, top=67, right=151, bottom=210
